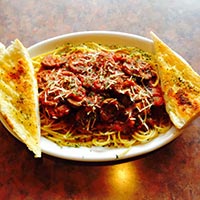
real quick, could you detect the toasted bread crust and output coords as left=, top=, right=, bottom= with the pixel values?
left=0, top=39, right=41, bottom=157
left=151, top=32, right=200, bottom=129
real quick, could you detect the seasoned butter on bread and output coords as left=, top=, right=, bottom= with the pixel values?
left=0, top=39, right=41, bottom=157
left=151, top=32, right=200, bottom=129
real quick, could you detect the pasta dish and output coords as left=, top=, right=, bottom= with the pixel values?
left=32, top=42, right=171, bottom=148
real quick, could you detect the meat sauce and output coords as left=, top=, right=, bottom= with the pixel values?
left=37, top=47, right=169, bottom=135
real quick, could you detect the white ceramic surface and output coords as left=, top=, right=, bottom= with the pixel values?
left=3, top=31, right=182, bottom=161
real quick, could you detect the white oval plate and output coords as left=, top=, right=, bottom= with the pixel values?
left=18, top=31, right=183, bottom=161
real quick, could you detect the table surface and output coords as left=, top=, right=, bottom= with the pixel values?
left=0, top=0, right=200, bottom=199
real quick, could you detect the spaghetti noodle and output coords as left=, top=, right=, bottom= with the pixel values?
left=32, top=42, right=171, bottom=148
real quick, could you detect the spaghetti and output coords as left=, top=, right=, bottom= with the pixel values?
left=32, top=42, right=171, bottom=148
